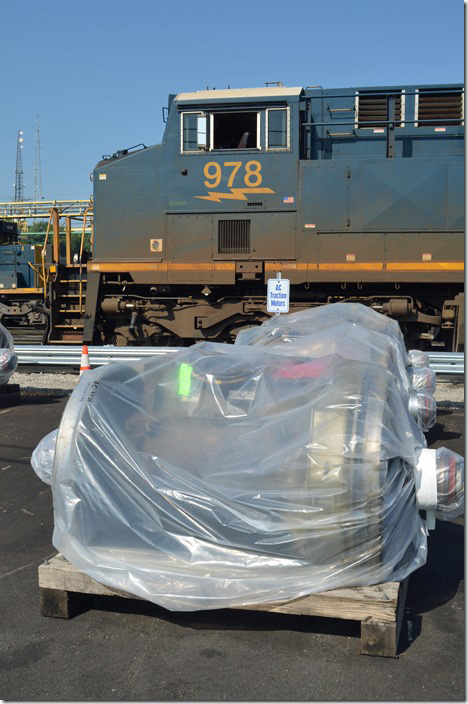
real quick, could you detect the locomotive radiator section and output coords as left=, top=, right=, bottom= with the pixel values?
left=82, top=83, right=463, bottom=349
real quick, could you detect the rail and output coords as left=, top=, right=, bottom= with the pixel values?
left=13, top=346, right=464, bottom=378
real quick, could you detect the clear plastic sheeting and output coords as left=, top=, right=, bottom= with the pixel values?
left=434, top=448, right=464, bottom=521
left=50, top=327, right=431, bottom=612
left=237, top=304, right=410, bottom=390
left=31, top=429, right=57, bottom=485
left=408, top=349, right=430, bottom=368
left=237, top=303, right=407, bottom=361
left=236, top=303, right=437, bottom=431
left=408, top=366, right=437, bottom=395
left=0, top=323, right=17, bottom=386
left=409, top=391, right=437, bottom=433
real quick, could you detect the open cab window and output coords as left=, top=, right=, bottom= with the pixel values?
left=181, top=107, right=290, bottom=153
left=210, top=112, right=260, bottom=150
left=181, top=111, right=260, bottom=152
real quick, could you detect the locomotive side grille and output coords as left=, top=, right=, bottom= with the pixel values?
left=416, top=90, right=464, bottom=127
left=356, top=93, right=403, bottom=128
left=218, top=220, right=250, bottom=254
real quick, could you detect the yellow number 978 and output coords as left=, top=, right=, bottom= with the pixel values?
left=204, top=162, right=222, bottom=189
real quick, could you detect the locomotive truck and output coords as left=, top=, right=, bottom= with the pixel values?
left=2, top=82, right=465, bottom=349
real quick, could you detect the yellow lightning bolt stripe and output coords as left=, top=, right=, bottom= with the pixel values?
left=196, top=187, right=275, bottom=202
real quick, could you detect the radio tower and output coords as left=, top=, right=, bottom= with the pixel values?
left=34, top=116, right=43, bottom=201
left=14, top=130, right=25, bottom=202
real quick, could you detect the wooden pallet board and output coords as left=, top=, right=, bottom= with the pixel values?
left=38, top=553, right=408, bottom=657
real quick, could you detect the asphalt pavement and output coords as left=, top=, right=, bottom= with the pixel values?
left=0, top=388, right=464, bottom=701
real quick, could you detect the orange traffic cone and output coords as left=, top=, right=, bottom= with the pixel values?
left=80, top=345, right=91, bottom=376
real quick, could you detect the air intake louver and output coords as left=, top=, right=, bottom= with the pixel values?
left=218, top=220, right=250, bottom=254
left=417, top=90, right=464, bottom=127
left=357, top=93, right=403, bottom=128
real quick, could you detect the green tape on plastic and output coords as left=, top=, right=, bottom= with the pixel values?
left=178, top=363, right=193, bottom=396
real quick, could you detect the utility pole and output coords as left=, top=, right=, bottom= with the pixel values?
left=14, top=130, right=25, bottom=202
left=34, top=116, right=44, bottom=201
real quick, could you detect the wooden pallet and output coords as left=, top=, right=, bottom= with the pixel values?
left=38, top=553, right=408, bottom=658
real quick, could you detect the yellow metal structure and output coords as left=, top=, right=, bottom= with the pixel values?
left=0, top=200, right=92, bottom=219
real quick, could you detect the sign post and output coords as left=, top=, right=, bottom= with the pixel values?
left=267, top=272, right=290, bottom=314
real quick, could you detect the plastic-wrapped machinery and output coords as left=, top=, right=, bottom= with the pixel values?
left=31, top=429, right=57, bottom=485
left=33, top=304, right=463, bottom=611
left=237, top=303, right=438, bottom=432
left=433, top=447, right=464, bottom=521
left=0, top=322, right=17, bottom=386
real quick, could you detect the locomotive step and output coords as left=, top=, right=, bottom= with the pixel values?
left=38, top=553, right=409, bottom=658
left=53, top=324, right=84, bottom=329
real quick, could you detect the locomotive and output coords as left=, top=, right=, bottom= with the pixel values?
left=0, top=219, right=50, bottom=342
left=2, top=82, right=466, bottom=349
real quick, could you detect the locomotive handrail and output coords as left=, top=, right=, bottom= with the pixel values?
left=79, top=208, right=92, bottom=314
left=304, top=117, right=464, bottom=127
left=41, top=210, right=53, bottom=301
left=27, top=261, right=45, bottom=287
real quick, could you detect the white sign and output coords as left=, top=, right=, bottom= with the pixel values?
left=267, top=277, right=290, bottom=313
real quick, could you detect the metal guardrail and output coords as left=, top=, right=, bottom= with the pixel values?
left=13, top=345, right=464, bottom=378
left=426, top=352, right=464, bottom=378
left=15, top=345, right=181, bottom=366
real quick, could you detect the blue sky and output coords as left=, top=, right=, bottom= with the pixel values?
left=0, top=0, right=464, bottom=202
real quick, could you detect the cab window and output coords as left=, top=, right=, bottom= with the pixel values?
left=181, top=112, right=202, bottom=152
left=180, top=110, right=260, bottom=152
left=266, top=108, right=289, bottom=150
left=211, top=112, right=259, bottom=150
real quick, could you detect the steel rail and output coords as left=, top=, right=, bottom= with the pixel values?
left=13, top=345, right=464, bottom=377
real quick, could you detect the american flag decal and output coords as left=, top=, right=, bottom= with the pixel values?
left=283, top=196, right=294, bottom=203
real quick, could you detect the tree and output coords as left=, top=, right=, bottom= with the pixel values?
left=25, top=220, right=91, bottom=259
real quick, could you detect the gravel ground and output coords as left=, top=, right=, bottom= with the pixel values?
left=8, top=370, right=465, bottom=406
left=10, top=371, right=79, bottom=395
left=433, top=382, right=464, bottom=406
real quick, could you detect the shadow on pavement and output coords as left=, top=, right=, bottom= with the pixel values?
left=400, top=519, right=464, bottom=654
left=63, top=518, right=463, bottom=659
left=426, top=422, right=462, bottom=444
